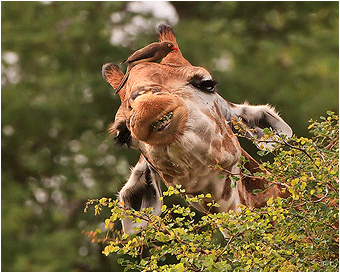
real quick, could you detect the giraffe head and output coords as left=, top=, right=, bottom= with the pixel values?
left=103, top=25, right=291, bottom=154
left=102, top=25, right=292, bottom=234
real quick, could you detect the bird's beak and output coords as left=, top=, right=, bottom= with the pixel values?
left=172, top=47, right=179, bottom=51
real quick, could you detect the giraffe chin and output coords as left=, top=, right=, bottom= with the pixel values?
left=129, top=94, right=188, bottom=146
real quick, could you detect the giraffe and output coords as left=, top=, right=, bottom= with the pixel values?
left=102, top=25, right=292, bottom=234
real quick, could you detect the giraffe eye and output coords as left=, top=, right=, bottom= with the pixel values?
left=191, top=79, right=218, bottom=93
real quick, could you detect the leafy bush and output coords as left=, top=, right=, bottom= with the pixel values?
left=84, top=111, right=338, bottom=272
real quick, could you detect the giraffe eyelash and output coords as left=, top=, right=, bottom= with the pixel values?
left=190, top=78, right=218, bottom=93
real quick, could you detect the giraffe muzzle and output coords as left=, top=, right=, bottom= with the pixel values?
left=128, top=93, right=188, bottom=146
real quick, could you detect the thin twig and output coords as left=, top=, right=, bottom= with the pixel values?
left=236, top=128, right=318, bottom=167
left=213, top=232, right=239, bottom=263
left=311, top=185, right=329, bottom=204
left=312, top=142, right=326, bottom=163
left=281, top=139, right=316, bottom=164
left=209, top=164, right=257, bottom=180
left=274, top=180, right=290, bottom=188
left=292, top=185, right=329, bottom=208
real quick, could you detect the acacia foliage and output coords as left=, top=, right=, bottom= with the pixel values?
left=85, top=111, right=339, bottom=272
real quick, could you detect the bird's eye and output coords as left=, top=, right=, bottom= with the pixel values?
left=191, top=79, right=218, bottom=93
left=168, top=44, right=171, bottom=47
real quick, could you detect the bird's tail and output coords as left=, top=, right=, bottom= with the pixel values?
left=120, top=58, right=128, bottom=64
left=115, top=73, right=129, bottom=94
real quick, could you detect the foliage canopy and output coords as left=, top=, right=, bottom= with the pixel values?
left=86, top=111, right=339, bottom=272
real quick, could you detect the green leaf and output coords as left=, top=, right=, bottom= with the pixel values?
left=263, top=128, right=271, bottom=135
left=267, top=197, right=274, bottom=206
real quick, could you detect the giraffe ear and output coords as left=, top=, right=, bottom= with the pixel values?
left=217, top=98, right=293, bottom=150
left=157, top=24, right=178, bottom=46
left=230, top=103, right=293, bottom=150
left=102, top=63, right=125, bottom=100
left=156, top=24, right=191, bottom=66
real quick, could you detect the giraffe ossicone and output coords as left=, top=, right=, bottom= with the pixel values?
left=102, top=24, right=292, bottom=235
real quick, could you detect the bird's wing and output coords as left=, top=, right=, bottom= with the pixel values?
left=123, top=44, right=158, bottom=64
left=126, top=49, right=156, bottom=63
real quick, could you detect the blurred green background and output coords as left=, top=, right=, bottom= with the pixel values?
left=2, top=1, right=338, bottom=271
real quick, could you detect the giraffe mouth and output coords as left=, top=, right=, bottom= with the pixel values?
left=150, top=111, right=174, bottom=132
left=128, top=93, right=188, bottom=146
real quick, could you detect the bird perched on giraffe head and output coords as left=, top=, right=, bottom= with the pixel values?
left=115, top=41, right=179, bottom=94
